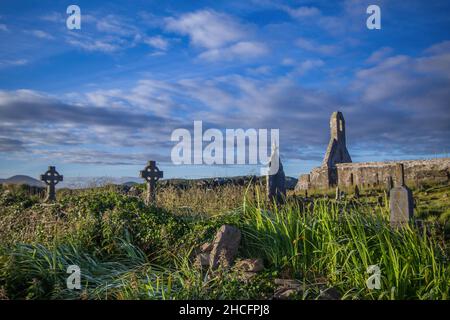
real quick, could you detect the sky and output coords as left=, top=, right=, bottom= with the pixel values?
left=0, top=0, right=449, bottom=182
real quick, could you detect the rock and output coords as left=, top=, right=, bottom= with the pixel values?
left=273, top=288, right=298, bottom=300
left=209, top=225, right=241, bottom=269
left=318, top=287, right=341, bottom=300
left=274, top=278, right=301, bottom=289
left=200, top=242, right=213, bottom=252
left=237, top=272, right=257, bottom=283
left=234, top=258, right=264, bottom=272
left=194, top=253, right=210, bottom=267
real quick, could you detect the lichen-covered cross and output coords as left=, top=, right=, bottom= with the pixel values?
left=40, top=166, right=63, bottom=202
left=140, top=160, right=163, bottom=205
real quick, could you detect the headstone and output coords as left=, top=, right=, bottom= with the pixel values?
left=386, top=176, right=394, bottom=192
left=40, top=166, right=63, bottom=202
left=390, top=163, right=413, bottom=228
left=139, top=160, right=163, bottom=205
left=266, top=145, right=286, bottom=204
left=335, top=186, right=340, bottom=200
left=354, top=185, right=360, bottom=198
left=209, top=225, right=241, bottom=269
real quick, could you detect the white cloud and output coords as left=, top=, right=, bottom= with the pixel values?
left=164, top=10, right=267, bottom=61
left=164, top=9, right=248, bottom=49
left=96, top=14, right=138, bottom=37
left=296, top=37, right=340, bottom=56
left=66, top=35, right=120, bottom=53
left=28, top=30, right=55, bottom=40
left=40, top=12, right=64, bottom=23
left=284, top=6, right=321, bottom=19
left=0, top=59, right=28, bottom=68
left=0, top=24, right=8, bottom=32
left=143, top=35, right=169, bottom=51
left=198, top=41, right=268, bottom=61
left=366, top=47, right=394, bottom=64
left=294, top=59, right=325, bottom=75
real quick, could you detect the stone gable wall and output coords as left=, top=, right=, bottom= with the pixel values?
left=295, top=158, right=450, bottom=191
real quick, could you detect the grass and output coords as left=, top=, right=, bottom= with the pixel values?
left=241, top=196, right=449, bottom=299
left=0, top=182, right=449, bottom=300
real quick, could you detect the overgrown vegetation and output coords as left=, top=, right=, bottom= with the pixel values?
left=0, top=182, right=449, bottom=299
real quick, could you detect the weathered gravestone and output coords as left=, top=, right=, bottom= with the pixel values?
left=139, top=160, right=163, bottom=205
left=40, top=166, right=63, bottom=202
left=354, top=185, right=360, bottom=198
left=335, top=186, right=340, bottom=200
left=266, top=145, right=286, bottom=204
left=209, top=225, right=241, bottom=269
left=386, top=176, right=394, bottom=193
left=390, top=163, right=414, bottom=228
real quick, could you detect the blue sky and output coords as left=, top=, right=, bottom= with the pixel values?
left=0, top=0, right=449, bottom=182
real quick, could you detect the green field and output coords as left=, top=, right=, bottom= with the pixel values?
left=0, top=182, right=449, bottom=300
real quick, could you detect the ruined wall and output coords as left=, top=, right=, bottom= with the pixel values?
left=337, top=158, right=450, bottom=188
left=295, top=158, right=450, bottom=191
left=297, top=174, right=311, bottom=190
left=296, top=166, right=330, bottom=190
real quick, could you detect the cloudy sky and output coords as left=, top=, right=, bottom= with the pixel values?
left=0, top=0, right=449, bottom=180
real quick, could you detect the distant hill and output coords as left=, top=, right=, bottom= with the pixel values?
left=122, top=181, right=139, bottom=187
left=0, top=174, right=297, bottom=190
left=159, top=175, right=298, bottom=190
left=0, top=175, right=45, bottom=187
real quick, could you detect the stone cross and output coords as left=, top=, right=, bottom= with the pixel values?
left=40, top=166, right=63, bottom=202
left=266, top=144, right=286, bottom=204
left=389, top=163, right=413, bottom=228
left=140, top=160, right=163, bottom=205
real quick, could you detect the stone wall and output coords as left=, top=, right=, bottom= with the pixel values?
left=295, top=158, right=450, bottom=191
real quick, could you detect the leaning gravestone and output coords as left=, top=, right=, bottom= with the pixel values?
left=209, top=225, right=241, bottom=269
left=139, top=160, right=163, bottom=205
left=40, top=166, right=63, bottom=202
left=390, top=163, right=413, bottom=228
left=266, top=145, right=286, bottom=204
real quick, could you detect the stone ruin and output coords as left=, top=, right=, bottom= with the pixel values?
left=323, top=111, right=352, bottom=168
left=296, top=111, right=450, bottom=191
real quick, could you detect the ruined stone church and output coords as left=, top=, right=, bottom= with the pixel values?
left=295, top=111, right=450, bottom=191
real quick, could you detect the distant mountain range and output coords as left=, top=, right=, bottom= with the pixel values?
left=0, top=175, right=45, bottom=187
left=0, top=175, right=298, bottom=190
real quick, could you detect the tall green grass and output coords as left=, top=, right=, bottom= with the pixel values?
left=1, top=185, right=449, bottom=300
left=241, top=195, right=449, bottom=299
left=0, top=240, right=148, bottom=299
